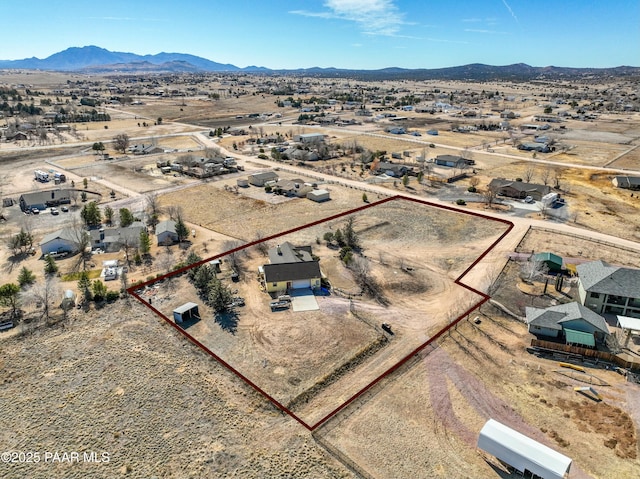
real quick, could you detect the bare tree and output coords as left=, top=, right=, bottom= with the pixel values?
left=539, top=202, right=550, bottom=219
left=165, top=205, right=183, bottom=222
left=520, top=257, right=549, bottom=283
left=145, top=192, right=162, bottom=227
left=254, top=231, right=268, bottom=256
left=223, top=240, right=244, bottom=273
left=482, top=184, right=499, bottom=208
left=540, top=165, right=552, bottom=186
left=553, top=169, right=563, bottom=190
left=23, top=277, right=61, bottom=323
left=113, top=133, right=130, bottom=154
left=157, top=250, right=174, bottom=275
left=66, top=216, right=92, bottom=271
left=523, top=165, right=536, bottom=183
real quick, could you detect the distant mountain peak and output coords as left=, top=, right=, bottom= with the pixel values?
left=0, top=46, right=638, bottom=79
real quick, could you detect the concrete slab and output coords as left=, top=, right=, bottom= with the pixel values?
left=291, top=288, right=319, bottom=312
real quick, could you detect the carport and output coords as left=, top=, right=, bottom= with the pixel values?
left=617, top=315, right=640, bottom=348
left=173, top=302, right=199, bottom=323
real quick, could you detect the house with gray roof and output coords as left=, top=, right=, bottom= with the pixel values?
left=577, top=260, right=640, bottom=318
left=526, top=301, right=609, bottom=347
left=40, top=228, right=86, bottom=256
left=155, top=220, right=178, bottom=245
left=248, top=171, right=279, bottom=186
left=89, top=222, right=145, bottom=252
left=19, top=188, right=71, bottom=212
left=260, top=242, right=321, bottom=293
left=488, top=178, right=551, bottom=201
left=375, top=162, right=413, bottom=177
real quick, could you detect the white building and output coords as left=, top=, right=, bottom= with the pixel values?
left=478, top=419, right=572, bottom=479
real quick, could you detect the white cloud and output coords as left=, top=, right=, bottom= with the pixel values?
left=464, top=28, right=508, bottom=35
left=291, top=0, right=406, bottom=36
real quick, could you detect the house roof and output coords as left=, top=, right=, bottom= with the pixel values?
left=488, top=179, right=551, bottom=195
left=155, top=220, right=177, bottom=235
left=564, top=328, right=595, bottom=347
left=249, top=171, right=278, bottom=181
left=577, top=260, right=640, bottom=298
left=41, top=227, right=82, bottom=245
left=173, top=302, right=199, bottom=315
left=614, top=176, right=640, bottom=187
left=435, top=154, right=464, bottom=163
left=268, top=242, right=313, bottom=264
left=263, top=262, right=321, bottom=283
left=90, top=223, right=144, bottom=245
left=20, top=188, right=71, bottom=206
left=526, top=302, right=609, bottom=335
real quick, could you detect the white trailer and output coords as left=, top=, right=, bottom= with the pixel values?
left=541, top=192, right=559, bottom=207
left=34, top=170, right=50, bottom=182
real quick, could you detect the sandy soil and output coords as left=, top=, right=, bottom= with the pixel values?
left=141, top=199, right=508, bottom=428
left=318, top=314, right=639, bottom=479
left=0, top=302, right=353, bottom=479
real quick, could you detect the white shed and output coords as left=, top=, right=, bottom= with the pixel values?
left=478, top=419, right=571, bottom=479
left=307, top=189, right=330, bottom=202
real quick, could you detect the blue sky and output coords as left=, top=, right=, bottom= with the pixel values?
left=2, top=0, right=638, bottom=69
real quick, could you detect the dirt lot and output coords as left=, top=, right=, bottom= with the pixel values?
left=141, top=199, right=508, bottom=426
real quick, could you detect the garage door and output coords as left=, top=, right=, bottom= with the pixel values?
left=292, top=279, right=311, bottom=289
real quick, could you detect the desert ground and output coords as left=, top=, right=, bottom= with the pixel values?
left=1, top=71, right=640, bottom=478
left=142, top=199, right=508, bottom=427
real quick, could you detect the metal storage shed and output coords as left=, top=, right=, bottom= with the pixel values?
left=173, top=302, right=199, bottom=324
left=478, top=419, right=572, bottom=479
left=307, top=189, right=330, bottom=202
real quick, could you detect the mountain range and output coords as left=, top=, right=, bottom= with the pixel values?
left=1, top=45, right=638, bottom=81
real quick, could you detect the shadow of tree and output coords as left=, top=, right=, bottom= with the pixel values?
left=215, top=310, right=239, bottom=335
left=2, top=252, right=31, bottom=275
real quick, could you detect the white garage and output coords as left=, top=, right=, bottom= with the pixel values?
left=292, top=279, right=311, bottom=289
left=478, top=419, right=572, bottom=479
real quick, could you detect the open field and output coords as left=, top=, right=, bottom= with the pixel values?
left=0, top=302, right=353, bottom=479
left=2, top=71, right=640, bottom=478
left=142, top=199, right=508, bottom=426
left=317, top=313, right=639, bottom=479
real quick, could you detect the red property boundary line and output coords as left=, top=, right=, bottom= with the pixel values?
left=128, top=196, right=514, bottom=432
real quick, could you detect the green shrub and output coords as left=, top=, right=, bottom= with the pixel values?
left=106, top=291, right=120, bottom=302
left=467, top=186, right=476, bottom=193
left=456, top=199, right=466, bottom=205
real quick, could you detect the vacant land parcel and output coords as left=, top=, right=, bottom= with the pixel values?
left=134, top=197, right=511, bottom=427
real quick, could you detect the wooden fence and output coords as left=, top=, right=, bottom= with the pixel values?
left=531, top=339, right=640, bottom=371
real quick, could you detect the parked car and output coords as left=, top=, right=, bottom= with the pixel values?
left=61, top=206, right=69, bottom=212
left=31, top=207, right=40, bottom=214
left=524, top=196, right=534, bottom=203
left=50, top=208, right=59, bottom=215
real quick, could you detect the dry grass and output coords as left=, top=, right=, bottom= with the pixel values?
left=0, top=302, right=353, bottom=479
